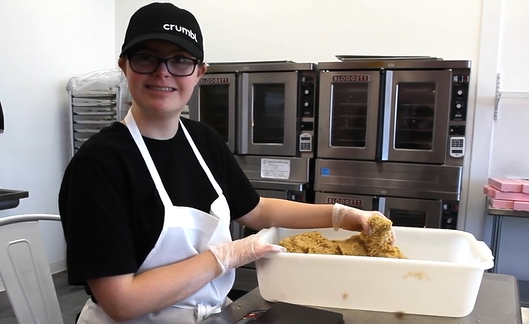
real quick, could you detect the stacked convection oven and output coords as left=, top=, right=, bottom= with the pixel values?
left=188, top=61, right=318, bottom=293
left=314, top=56, right=470, bottom=230
left=189, top=61, right=318, bottom=207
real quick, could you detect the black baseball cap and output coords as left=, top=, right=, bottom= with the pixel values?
left=120, top=2, right=204, bottom=61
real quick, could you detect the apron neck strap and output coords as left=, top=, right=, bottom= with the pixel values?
left=124, top=110, right=174, bottom=207
left=123, top=110, right=224, bottom=203
left=179, top=121, right=223, bottom=196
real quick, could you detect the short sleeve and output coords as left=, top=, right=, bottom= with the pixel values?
left=59, top=153, right=138, bottom=285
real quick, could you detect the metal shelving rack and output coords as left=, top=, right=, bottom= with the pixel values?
left=494, top=73, right=529, bottom=120
left=66, top=69, right=130, bottom=157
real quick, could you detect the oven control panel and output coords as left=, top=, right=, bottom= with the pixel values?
left=442, top=202, right=459, bottom=229
left=298, top=71, right=316, bottom=156
left=450, top=72, right=470, bottom=122
left=300, top=73, right=316, bottom=117
left=299, top=133, right=313, bottom=152
left=449, top=136, right=465, bottom=158
left=447, top=70, right=469, bottom=164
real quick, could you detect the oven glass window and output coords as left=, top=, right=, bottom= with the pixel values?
left=330, top=83, right=369, bottom=147
left=389, top=208, right=426, bottom=227
left=395, top=82, right=436, bottom=150
left=253, top=84, right=285, bottom=144
left=199, top=84, right=230, bottom=141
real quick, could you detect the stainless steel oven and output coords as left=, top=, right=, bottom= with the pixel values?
left=317, top=57, right=470, bottom=164
left=314, top=57, right=471, bottom=229
left=230, top=155, right=312, bottom=293
left=189, top=61, right=317, bottom=157
left=314, top=160, right=461, bottom=229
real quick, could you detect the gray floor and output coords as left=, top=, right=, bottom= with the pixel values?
left=0, top=271, right=87, bottom=324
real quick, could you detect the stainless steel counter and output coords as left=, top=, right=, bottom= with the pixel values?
left=203, top=273, right=522, bottom=324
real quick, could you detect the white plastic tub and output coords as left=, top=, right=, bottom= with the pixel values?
left=255, top=226, right=494, bottom=317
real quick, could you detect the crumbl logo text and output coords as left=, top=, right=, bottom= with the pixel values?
left=163, top=24, right=198, bottom=42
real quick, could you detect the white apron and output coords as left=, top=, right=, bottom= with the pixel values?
left=77, top=110, right=235, bottom=324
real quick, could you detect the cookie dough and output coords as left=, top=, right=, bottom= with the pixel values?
left=279, top=214, right=406, bottom=259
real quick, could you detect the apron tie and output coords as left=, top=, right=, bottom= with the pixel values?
left=194, top=304, right=222, bottom=322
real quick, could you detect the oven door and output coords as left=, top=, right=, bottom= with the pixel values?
left=188, top=73, right=237, bottom=152
left=317, top=70, right=381, bottom=160
left=378, top=196, right=442, bottom=228
left=238, top=72, right=299, bottom=156
left=382, top=70, right=452, bottom=164
left=315, top=191, right=442, bottom=228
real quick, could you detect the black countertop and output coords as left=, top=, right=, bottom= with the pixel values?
left=203, top=273, right=522, bottom=324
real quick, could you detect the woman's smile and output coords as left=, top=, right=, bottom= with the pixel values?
left=146, top=85, right=177, bottom=92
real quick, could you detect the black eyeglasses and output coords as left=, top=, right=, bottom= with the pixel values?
left=127, top=54, right=200, bottom=76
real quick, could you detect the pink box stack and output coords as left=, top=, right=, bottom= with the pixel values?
left=484, top=177, right=529, bottom=211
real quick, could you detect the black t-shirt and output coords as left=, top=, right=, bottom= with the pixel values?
left=58, top=118, right=259, bottom=288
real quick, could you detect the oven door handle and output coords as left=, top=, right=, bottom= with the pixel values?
left=0, top=101, right=4, bottom=134
left=377, top=71, right=393, bottom=162
left=373, top=196, right=386, bottom=215
left=238, top=74, right=250, bottom=155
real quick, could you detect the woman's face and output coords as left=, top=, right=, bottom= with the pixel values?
left=119, top=40, right=206, bottom=116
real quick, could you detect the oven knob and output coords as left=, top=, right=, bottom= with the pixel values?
left=304, top=89, right=310, bottom=95
left=455, top=103, right=462, bottom=109
left=457, top=89, right=463, bottom=96
left=304, top=101, right=310, bottom=107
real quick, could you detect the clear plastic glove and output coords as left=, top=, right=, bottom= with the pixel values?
left=332, top=203, right=396, bottom=244
left=209, top=234, right=285, bottom=276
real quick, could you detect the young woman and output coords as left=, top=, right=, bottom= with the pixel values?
left=59, top=3, right=390, bottom=323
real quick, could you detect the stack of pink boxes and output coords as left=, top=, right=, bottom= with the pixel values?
left=484, top=177, right=529, bottom=211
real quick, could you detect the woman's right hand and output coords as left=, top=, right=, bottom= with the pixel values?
left=209, top=234, right=285, bottom=276
left=332, top=203, right=396, bottom=244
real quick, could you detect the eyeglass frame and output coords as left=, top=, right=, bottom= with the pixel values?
left=126, top=53, right=201, bottom=77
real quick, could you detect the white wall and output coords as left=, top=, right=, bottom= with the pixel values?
left=497, top=0, right=529, bottom=91
left=0, top=0, right=116, bottom=281
left=485, top=0, right=529, bottom=280
left=116, top=0, right=483, bottom=63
